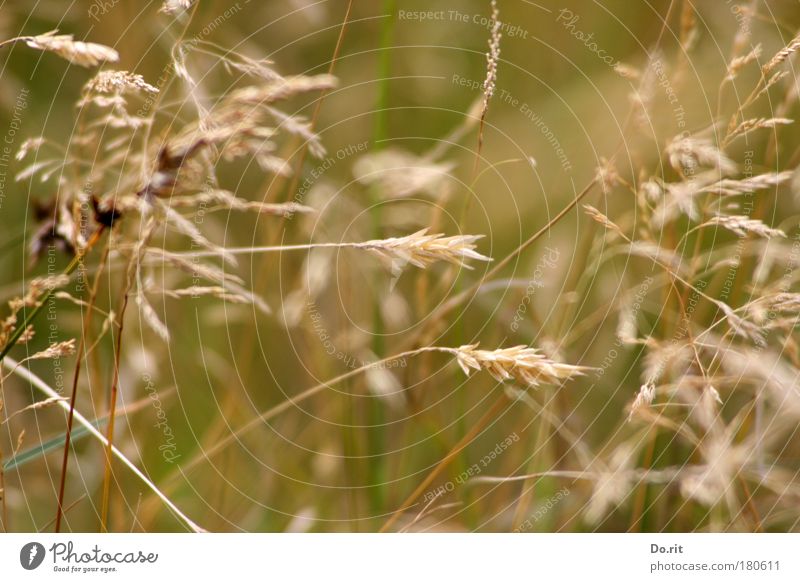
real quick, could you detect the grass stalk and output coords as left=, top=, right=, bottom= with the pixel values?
left=0, top=228, right=106, bottom=365
left=379, top=394, right=510, bottom=532
left=55, top=240, right=110, bottom=532
left=366, top=0, right=396, bottom=513
left=1, top=356, right=203, bottom=532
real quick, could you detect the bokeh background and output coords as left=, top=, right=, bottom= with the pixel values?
left=1, top=0, right=799, bottom=532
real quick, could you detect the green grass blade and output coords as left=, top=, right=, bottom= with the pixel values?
left=3, top=419, right=105, bottom=472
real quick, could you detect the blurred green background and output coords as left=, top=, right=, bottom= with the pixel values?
left=1, top=0, right=798, bottom=532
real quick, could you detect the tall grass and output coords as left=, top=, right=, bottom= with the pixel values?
left=0, top=0, right=798, bottom=533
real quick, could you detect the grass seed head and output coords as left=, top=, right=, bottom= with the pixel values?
left=25, top=31, right=119, bottom=67
left=452, top=344, right=588, bottom=388
left=360, top=229, right=492, bottom=272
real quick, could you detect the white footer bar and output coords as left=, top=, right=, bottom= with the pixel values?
left=1, top=533, right=797, bottom=580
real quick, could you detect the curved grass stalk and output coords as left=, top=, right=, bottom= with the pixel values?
left=379, top=395, right=510, bottom=532
left=411, top=177, right=599, bottom=343
left=1, top=356, right=204, bottom=532
left=173, top=348, right=437, bottom=479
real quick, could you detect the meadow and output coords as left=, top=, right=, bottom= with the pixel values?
left=0, top=0, right=799, bottom=533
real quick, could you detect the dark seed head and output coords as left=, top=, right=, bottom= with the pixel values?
left=92, top=196, right=122, bottom=228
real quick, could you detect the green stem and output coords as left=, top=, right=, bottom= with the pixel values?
left=373, top=0, right=396, bottom=152
left=366, top=0, right=396, bottom=515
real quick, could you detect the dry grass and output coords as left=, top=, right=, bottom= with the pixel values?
left=0, top=0, right=799, bottom=534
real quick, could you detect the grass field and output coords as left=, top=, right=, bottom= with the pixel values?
left=0, top=0, right=799, bottom=533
